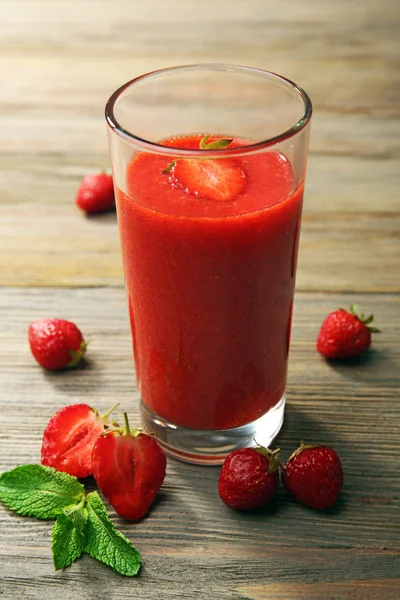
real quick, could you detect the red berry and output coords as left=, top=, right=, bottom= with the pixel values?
left=170, top=157, right=246, bottom=202
left=92, top=413, right=167, bottom=520
left=41, top=403, right=118, bottom=478
left=317, top=304, right=380, bottom=359
left=29, top=319, right=87, bottom=370
left=282, top=443, right=343, bottom=510
left=218, top=447, right=280, bottom=510
left=76, top=173, right=115, bottom=214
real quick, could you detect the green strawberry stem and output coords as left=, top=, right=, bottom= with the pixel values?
left=341, top=305, right=381, bottom=333
left=199, top=135, right=233, bottom=150
left=100, top=403, right=120, bottom=421
left=123, top=411, right=130, bottom=434
left=162, top=161, right=176, bottom=175
left=253, top=444, right=281, bottom=474
left=122, top=412, right=141, bottom=438
left=68, top=339, right=89, bottom=368
left=287, top=441, right=318, bottom=462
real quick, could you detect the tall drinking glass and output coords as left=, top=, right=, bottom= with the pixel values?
left=106, top=64, right=312, bottom=465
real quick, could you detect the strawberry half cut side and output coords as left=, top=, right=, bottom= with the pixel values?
left=41, top=403, right=119, bottom=478
left=92, top=413, right=167, bottom=520
left=171, top=158, right=246, bottom=202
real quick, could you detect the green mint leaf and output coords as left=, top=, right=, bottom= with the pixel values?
left=162, top=160, right=176, bottom=175
left=64, top=500, right=88, bottom=533
left=0, top=465, right=85, bottom=520
left=84, top=491, right=141, bottom=577
left=199, top=135, right=233, bottom=150
left=52, top=513, right=85, bottom=571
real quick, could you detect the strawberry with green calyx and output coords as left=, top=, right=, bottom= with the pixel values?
left=41, top=403, right=120, bottom=478
left=282, top=442, right=344, bottom=510
left=162, top=135, right=246, bottom=202
left=29, top=318, right=88, bottom=370
left=317, top=304, right=380, bottom=359
left=92, top=412, right=167, bottom=521
left=218, top=446, right=280, bottom=510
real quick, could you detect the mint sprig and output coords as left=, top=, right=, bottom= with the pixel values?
left=84, top=491, right=141, bottom=577
left=0, top=465, right=85, bottom=519
left=0, top=464, right=141, bottom=576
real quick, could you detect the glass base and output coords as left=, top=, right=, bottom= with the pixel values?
left=140, top=395, right=285, bottom=465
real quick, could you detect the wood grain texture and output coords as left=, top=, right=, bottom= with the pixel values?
left=0, top=289, right=399, bottom=599
left=0, top=152, right=399, bottom=291
left=1, top=0, right=399, bottom=598
left=0, top=0, right=399, bottom=292
left=239, top=579, right=400, bottom=600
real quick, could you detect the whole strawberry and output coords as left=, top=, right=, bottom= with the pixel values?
left=29, top=318, right=87, bottom=370
left=218, top=446, right=280, bottom=510
left=317, top=304, right=380, bottom=359
left=75, top=172, right=115, bottom=214
left=282, top=443, right=343, bottom=510
left=41, top=402, right=118, bottom=478
left=92, top=413, right=167, bottom=520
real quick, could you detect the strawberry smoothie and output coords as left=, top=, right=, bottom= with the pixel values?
left=116, top=135, right=303, bottom=430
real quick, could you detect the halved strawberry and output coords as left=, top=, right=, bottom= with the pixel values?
left=171, top=158, right=246, bottom=202
left=41, top=403, right=118, bottom=478
left=92, top=413, right=167, bottom=520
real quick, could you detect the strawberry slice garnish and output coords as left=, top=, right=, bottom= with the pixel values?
left=92, top=413, right=167, bottom=520
left=163, top=135, right=247, bottom=202
left=171, top=158, right=246, bottom=202
left=41, top=403, right=118, bottom=478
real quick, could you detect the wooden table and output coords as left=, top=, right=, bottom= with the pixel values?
left=1, top=1, right=399, bottom=598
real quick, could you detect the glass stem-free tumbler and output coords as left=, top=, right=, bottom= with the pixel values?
left=106, top=64, right=312, bottom=465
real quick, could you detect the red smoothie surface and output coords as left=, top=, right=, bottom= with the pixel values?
left=116, top=135, right=303, bottom=430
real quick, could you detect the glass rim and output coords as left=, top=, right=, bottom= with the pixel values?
left=105, top=63, right=313, bottom=157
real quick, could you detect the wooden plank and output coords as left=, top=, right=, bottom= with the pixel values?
left=0, top=101, right=398, bottom=159
left=0, top=0, right=399, bottom=158
left=1, top=0, right=399, bottom=597
left=0, top=153, right=399, bottom=291
left=0, top=547, right=399, bottom=600
left=2, top=0, right=398, bottom=25
left=239, top=580, right=400, bottom=600
left=0, top=287, right=399, bottom=598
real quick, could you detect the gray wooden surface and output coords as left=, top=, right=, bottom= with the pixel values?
left=1, top=1, right=399, bottom=599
